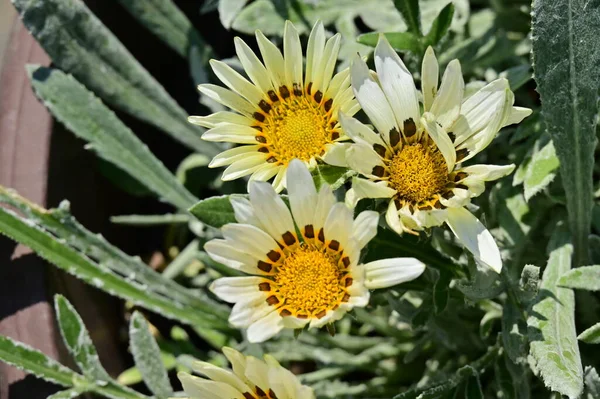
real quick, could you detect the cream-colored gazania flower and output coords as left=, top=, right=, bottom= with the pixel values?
left=177, top=347, right=314, bottom=399
left=189, top=21, right=358, bottom=192
left=342, top=36, right=532, bottom=273
left=206, top=159, right=425, bottom=342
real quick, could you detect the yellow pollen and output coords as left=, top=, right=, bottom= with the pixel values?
left=388, top=143, right=448, bottom=204
left=262, top=96, right=333, bottom=164
left=274, top=246, right=345, bottom=316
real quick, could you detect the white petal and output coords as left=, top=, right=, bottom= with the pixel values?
left=364, top=258, right=425, bottom=289
left=267, top=363, right=298, bottom=399
left=353, top=210, right=380, bottom=249
left=235, top=37, right=273, bottom=94
left=230, top=297, right=273, bottom=328
left=198, top=84, right=256, bottom=117
left=322, top=143, right=351, bottom=167
left=179, top=373, right=244, bottom=399
left=230, top=196, right=262, bottom=227
left=244, top=356, right=271, bottom=391
left=204, top=239, right=266, bottom=275
left=210, top=59, right=265, bottom=105
left=374, top=35, right=420, bottom=130
left=439, top=187, right=471, bottom=208
left=188, top=111, right=253, bottom=128
left=283, top=21, right=303, bottom=88
left=350, top=55, right=397, bottom=139
left=221, top=155, right=267, bottom=180
left=346, top=177, right=396, bottom=208
left=272, top=166, right=287, bottom=193
left=287, top=159, right=318, bottom=231
left=325, top=67, right=350, bottom=100
left=324, top=202, right=354, bottom=249
left=222, top=347, right=248, bottom=381
left=429, top=59, right=464, bottom=129
left=209, top=145, right=261, bottom=168
left=445, top=207, right=502, bottom=273
left=502, top=106, right=532, bottom=127
left=460, top=164, right=516, bottom=181
left=318, top=33, right=342, bottom=92
left=202, top=123, right=259, bottom=144
left=339, top=112, right=387, bottom=148
left=346, top=143, right=385, bottom=178
left=249, top=164, right=280, bottom=183
left=422, top=112, right=456, bottom=172
left=385, top=200, right=404, bottom=234
left=209, top=276, right=265, bottom=303
left=305, top=21, right=326, bottom=90
left=451, top=79, right=510, bottom=146
left=191, top=361, right=251, bottom=393
left=314, top=184, right=336, bottom=231
left=421, top=46, right=439, bottom=112
left=247, top=309, right=284, bottom=343
left=249, top=181, right=295, bottom=241
left=256, top=30, right=286, bottom=90
left=222, top=223, right=279, bottom=260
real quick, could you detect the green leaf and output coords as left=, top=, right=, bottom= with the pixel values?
left=311, top=165, right=355, bottom=191
left=464, top=374, right=484, bottom=399
left=129, top=312, right=173, bottom=398
left=501, top=298, right=528, bottom=364
left=0, top=335, right=84, bottom=388
left=558, top=265, right=600, bottom=291
left=523, top=138, right=559, bottom=201
left=54, top=295, right=111, bottom=382
left=27, top=66, right=198, bottom=212
left=584, top=366, right=600, bottom=399
left=433, top=270, right=451, bottom=314
left=189, top=195, right=239, bottom=228
left=423, top=2, right=454, bottom=47
left=47, top=387, right=87, bottom=399
left=110, top=213, right=190, bottom=226
left=218, top=0, right=249, bottom=29
left=117, top=0, right=212, bottom=59
left=0, top=206, right=229, bottom=330
left=393, top=0, right=422, bottom=35
left=12, top=0, right=217, bottom=154
left=578, top=323, right=600, bottom=344
left=500, top=64, right=533, bottom=91
left=357, top=32, right=422, bottom=54
left=531, top=0, right=600, bottom=265
left=527, top=243, right=583, bottom=398
left=494, top=355, right=531, bottom=399
left=518, top=265, right=540, bottom=304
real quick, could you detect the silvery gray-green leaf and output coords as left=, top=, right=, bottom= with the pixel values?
left=129, top=312, right=173, bottom=398
left=12, top=0, right=218, bottom=154
left=110, top=213, right=190, bottom=226
left=518, top=265, right=540, bottom=304
left=117, top=0, right=212, bottom=60
left=577, top=322, right=600, bottom=344
left=558, top=265, right=600, bottom=291
left=531, top=0, right=600, bottom=265
left=502, top=298, right=528, bottom=364
left=523, top=138, right=559, bottom=201
left=27, top=66, right=198, bottom=212
left=584, top=367, right=600, bottom=398
left=54, top=295, right=111, bottom=383
left=46, top=387, right=87, bottom=399
left=527, top=243, right=583, bottom=398
left=189, top=195, right=239, bottom=228
left=218, top=0, right=248, bottom=29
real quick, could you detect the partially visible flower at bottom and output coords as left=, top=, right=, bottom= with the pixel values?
left=206, top=159, right=426, bottom=343
left=177, top=347, right=314, bottom=399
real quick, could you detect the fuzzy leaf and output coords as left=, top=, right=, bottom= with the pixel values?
left=357, top=32, right=422, bottom=53
left=0, top=206, right=229, bottom=330
left=531, top=0, right=600, bottom=265
left=27, top=66, right=198, bottom=212
left=523, top=139, right=559, bottom=201
left=424, top=2, right=454, bottom=47
left=502, top=299, right=528, bottom=364
left=54, top=295, right=111, bottom=382
left=518, top=265, right=540, bottom=304
left=393, top=0, right=421, bottom=35
left=578, top=323, right=600, bottom=344
left=47, top=388, right=87, bottom=399
left=501, top=64, right=532, bottom=91
left=189, top=195, right=239, bottom=228
left=527, top=243, right=583, bottom=398
left=12, top=0, right=218, bottom=154
left=311, top=165, right=356, bottom=191
left=584, top=367, right=600, bottom=398
left=218, top=0, right=249, bottom=28
left=117, top=0, right=211, bottom=59
left=0, top=335, right=83, bottom=388
left=558, top=265, right=600, bottom=291
left=110, top=213, right=190, bottom=226
left=129, top=312, right=173, bottom=398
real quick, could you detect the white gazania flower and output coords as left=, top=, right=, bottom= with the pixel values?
left=189, top=21, right=358, bottom=192
left=342, top=37, right=532, bottom=273
left=177, top=347, right=315, bottom=399
left=206, top=159, right=425, bottom=342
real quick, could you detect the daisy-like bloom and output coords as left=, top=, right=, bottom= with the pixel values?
left=177, top=347, right=315, bottom=399
left=342, top=36, right=532, bottom=273
left=206, top=159, right=425, bottom=342
left=189, top=21, right=358, bottom=192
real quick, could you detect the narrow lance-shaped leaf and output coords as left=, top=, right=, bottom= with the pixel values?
left=531, top=0, right=600, bottom=265
left=12, top=0, right=219, bottom=154
left=47, top=387, right=88, bottom=399
left=357, top=32, right=422, bottom=54
left=189, top=195, right=240, bottom=228
left=54, top=295, right=111, bottom=383
left=0, top=206, right=230, bottom=330
left=393, top=0, right=422, bottom=35
left=523, top=138, right=559, bottom=202
left=129, top=312, right=174, bottom=398
left=578, top=323, right=600, bottom=344
left=27, top=66, right=198, bottom=212
left=527, top=243, right=583, bottom=398
left=218, top=0, right=249, bottom=29
left=117, top=0, right=213, bottom=60
left=423, top=2, right=454, bottom=47
left=558, top=265, right=600, bottom=291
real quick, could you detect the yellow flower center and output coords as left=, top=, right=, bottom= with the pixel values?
left=254, top=86, right=338, bottom=165
left=274, top=246, right=346, bottom=316
left=388, top=143, right=448, bottom=204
